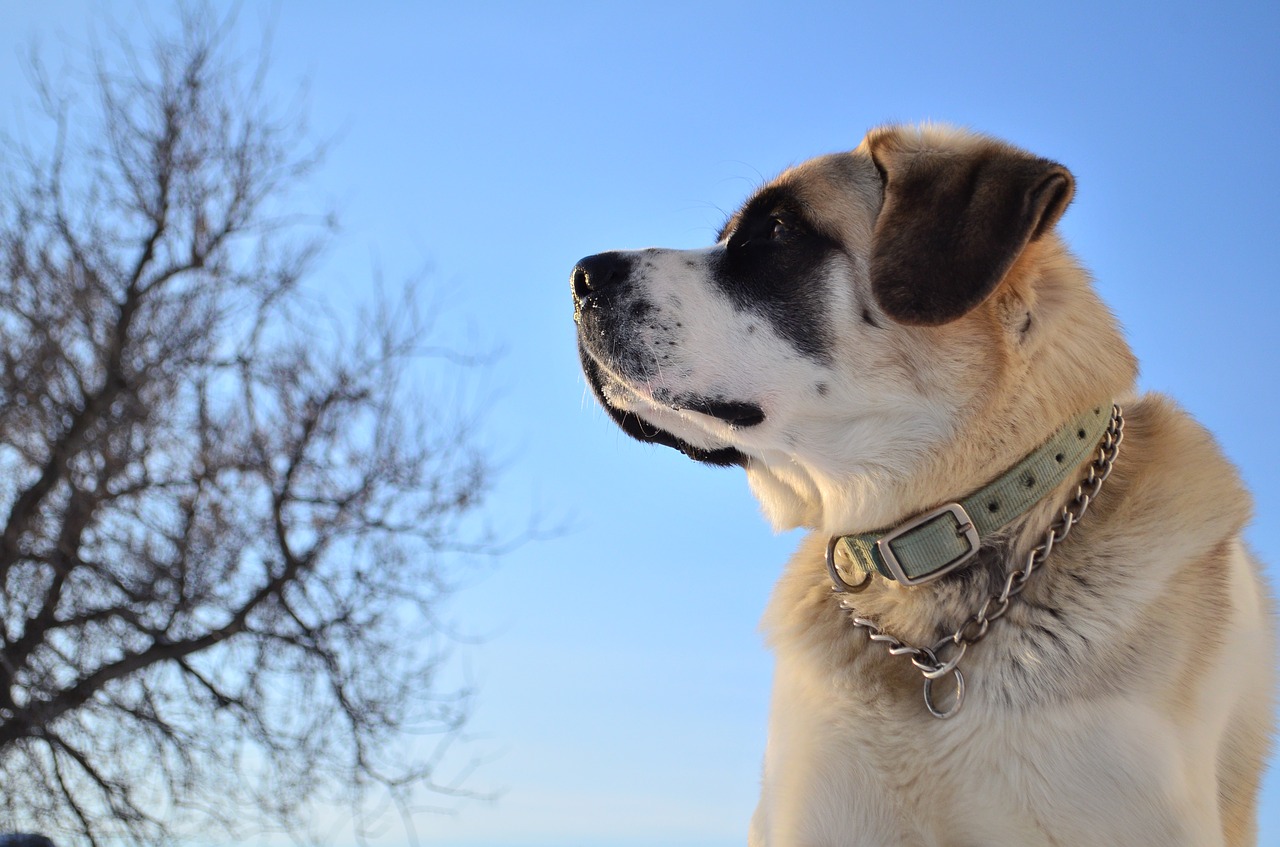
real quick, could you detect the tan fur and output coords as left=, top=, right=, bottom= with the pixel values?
left=575, top=123, right=1274, bottom=845
left=750, top=127, right=1273, bottom=846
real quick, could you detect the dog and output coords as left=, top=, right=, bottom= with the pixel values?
left=571, top=124, right=1274, bottom=846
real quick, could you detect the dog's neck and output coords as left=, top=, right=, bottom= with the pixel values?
left=745, top=394, right=1116, bottom=538
left=829, top=405, right=1115, bottom=588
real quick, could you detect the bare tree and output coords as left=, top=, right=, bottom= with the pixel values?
left=0, top=8, right=495, bottom=846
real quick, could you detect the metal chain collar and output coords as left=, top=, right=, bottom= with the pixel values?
left=833, top=404, right=1125, bottom=719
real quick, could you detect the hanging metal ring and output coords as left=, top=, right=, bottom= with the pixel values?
left=826, top=535, right=872, bottom=593
left=923, top=667, right=965, bottom=719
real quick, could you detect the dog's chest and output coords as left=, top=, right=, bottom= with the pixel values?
left=761, top=647, right=1189, bottom=846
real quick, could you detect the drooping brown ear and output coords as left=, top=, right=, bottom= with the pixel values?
left=867, top=129, right=1074, bottom=326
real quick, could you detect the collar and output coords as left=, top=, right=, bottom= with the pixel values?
left=827, top=404, right=1114, bottom=590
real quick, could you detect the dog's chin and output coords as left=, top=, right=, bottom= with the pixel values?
left=579, top=346, right=748, bottom=467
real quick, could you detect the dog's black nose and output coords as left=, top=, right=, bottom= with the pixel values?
left=571, top=252, right=632, bottom=304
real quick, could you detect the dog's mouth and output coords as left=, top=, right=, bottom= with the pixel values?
left=578, top=347, right=751, bottom=467
left=673, top=396, right=766, bottom=428
left=576, top=334, right=767, bottom=430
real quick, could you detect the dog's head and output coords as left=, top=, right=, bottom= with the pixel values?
left=573, top=125, right=1136, bottom=532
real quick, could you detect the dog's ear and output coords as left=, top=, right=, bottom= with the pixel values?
left=866, top=129, right=1074, bottom=327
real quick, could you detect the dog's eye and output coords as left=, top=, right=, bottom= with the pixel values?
left=725, top=211, right=797, bottom=250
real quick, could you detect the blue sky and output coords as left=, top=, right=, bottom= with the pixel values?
left=4, top=2, right=1279, bottom=845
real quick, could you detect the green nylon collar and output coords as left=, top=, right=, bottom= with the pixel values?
left=832, top=404, right=1113, bottom=587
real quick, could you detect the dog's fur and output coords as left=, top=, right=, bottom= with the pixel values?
left=571, top=124, right=1274, bottom=846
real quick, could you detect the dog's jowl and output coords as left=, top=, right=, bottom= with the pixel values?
left=572, top=124, right=1274, bottom=847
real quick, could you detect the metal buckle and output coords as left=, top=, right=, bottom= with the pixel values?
left=875, top=502, right=980, bottom=587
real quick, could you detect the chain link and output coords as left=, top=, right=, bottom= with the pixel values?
left=837, top=404, right=1125, bottom=719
